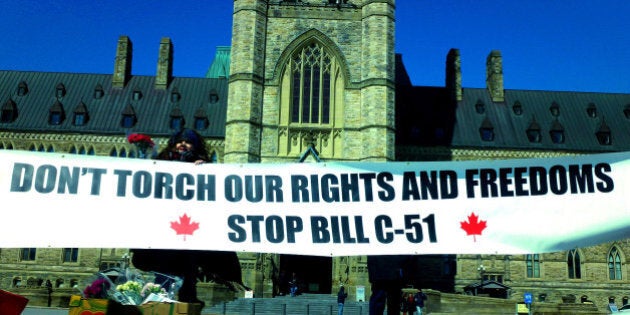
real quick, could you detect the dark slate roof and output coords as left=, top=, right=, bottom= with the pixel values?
left=398, top=86, right=630, bottom=152
left=0, top=71, right=227, bottom=138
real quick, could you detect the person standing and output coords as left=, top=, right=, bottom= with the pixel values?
left=131, top=129, right=242, bottom=307
left=402, top=292, right=416, bottom=315
left=414, top=289, right=428, bottom=315
left=337, top=285, right=348, bottom=315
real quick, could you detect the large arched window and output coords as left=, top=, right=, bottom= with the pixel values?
left=290, top=42, right=332, bottom=125
left=609, top=246, right=623, bottom=280
left=278, top=36, right=346, bottom=158
left=567, top=249, right=581, bottom=279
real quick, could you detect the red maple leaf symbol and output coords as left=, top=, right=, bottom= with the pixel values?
left=170, top=213, right=199, bottom=241
left=460, top=212, right=487, bottom=242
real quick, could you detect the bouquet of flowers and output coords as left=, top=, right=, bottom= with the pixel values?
left=82, top=268, right=182, bottom=305
left=127, top=133, right=155, bottom=158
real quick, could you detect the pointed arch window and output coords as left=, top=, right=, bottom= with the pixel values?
left=526, top=254, right=540, bottom=278
left=194, top=107, right=209, bottom=130
left=596, top=118, right=611, bottom=145
left=49, top=100, right=65, bottom=125
left=73, top=101, right=89, bottom=126
left=17, top=81, right=28, bottom=96
left=1, top=98, right=18, bottom=123
left=479, top=117, right=494, bottom=141
left=169, top=107, right=185, bottom=130
left=568, top=249, right=581, bottom=279
left=526, top=117, right=541, bottom=143
left=512, top=101, right=523, bottom=115
left=121, top=104, right=137, bottom=128
left=56, top=83, right=66, bottom=98
left=550, top=119, right=564, bottom=144
left=170, top=88, right=181, bottom=103
left=608, top=247, right=622, bottom=280
left=93, top=84, right=104, bottom=99
left=291, top=42, right=332, bottom=125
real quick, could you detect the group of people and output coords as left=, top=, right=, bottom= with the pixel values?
left=401, top=289, right=428, bottom=315
left=129, top=129, right=428, bottom=315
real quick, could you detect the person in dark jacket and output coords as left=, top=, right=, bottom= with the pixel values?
left=367, top=255, right=408, bottom=315
left=337, top=285, right=348, bottom=315
left=131, top=129, right=242, bottom=306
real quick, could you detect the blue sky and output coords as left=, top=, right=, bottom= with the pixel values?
left=1, top=1, right=628, bottom=93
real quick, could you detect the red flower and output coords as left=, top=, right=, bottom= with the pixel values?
left=127, top=133, right=154, bottom=148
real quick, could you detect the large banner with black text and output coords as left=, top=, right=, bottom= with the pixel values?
left=0, top=150, right=628, bottom=256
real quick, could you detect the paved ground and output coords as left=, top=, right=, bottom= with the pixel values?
left=22, top=306, right=69, bottom=314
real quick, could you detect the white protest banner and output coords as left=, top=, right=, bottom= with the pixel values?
left=0, top=150, right=628, bottom=256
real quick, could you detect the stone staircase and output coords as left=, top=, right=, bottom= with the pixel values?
left=202, top=293, right=373, bottom=315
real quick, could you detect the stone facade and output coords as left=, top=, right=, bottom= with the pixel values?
left=0, top=1, right=629, bottom=313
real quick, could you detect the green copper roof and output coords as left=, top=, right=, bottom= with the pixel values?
left=206, top=46, right=231, bottom=79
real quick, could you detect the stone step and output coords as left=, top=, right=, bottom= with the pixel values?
left=203, top=294, right=372, bottom=315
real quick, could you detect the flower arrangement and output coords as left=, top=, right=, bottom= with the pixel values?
left=127, top=133, right=155, bottom=148
left=81, top=268, right=181, bottom=305
left=83, top=277, right=110, bottom=299
left=127, top=133, right=155, bottom=158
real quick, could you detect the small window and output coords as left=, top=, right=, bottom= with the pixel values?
left=526, top=118, right=541, bottom=143
left=121, top=114, right=136, bottom=128
left=526, top=254, right=541, bottom=278
left=121, top=104, right=137, bottom=128
left=624, top=104, right=630, bottom=119
left=475, top=100, right=485, bottom=114
left=20, top=248, right=36, bottom=261
left=56, top=83, right=66, bottom=98
left=568, top=249, right=582, bottom=279
left=169, top=107, right=184, bottom=130
left=63, top=248, right=79, bottom=263
left=479, top=118, right=494, bottom=141
left=49, top=100, right=65, bottom=125
left=93, top=85, right=104, bottom=99
left=132, top=90, right=142, bottom=101
left=512, top=101, right=523, bottom=115
left=1, top=99, right=18, bottom=123
left=609, top=247, right=622, bottom=280
left=17, top=81, right=28, bottom=96
left=209, top=89, right=219, bottom=103
left=170, top=117, right=185, bottom=130
left=596, top=119, right=612, bottom=145
left=74, top=112, right=87, bottom=126
left=550, top=130, right=565, bottom=144
left=586, top=103, right=597, bottom=118
left=194, top=117, right=208, bottom=130
left=550, top=120, right=564, bottom=144
left=550, top=102, right=560, bottom=117
left=171, top=89, right=181, bottom=103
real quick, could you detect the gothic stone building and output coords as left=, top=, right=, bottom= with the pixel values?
left=0, top=0, right=629, bottom=311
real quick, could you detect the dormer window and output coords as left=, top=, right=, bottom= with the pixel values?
left=121, top=104, right=137, bottom=128
left=49, top=100, right=65, bottom=125
left=526, top=117, right=541, bottom=143
left=586, top=103, right=597, bottom=118
left=475, top=100, right=485, bottom=114
left=549, top=102, right=560, bottom=117
left=512, top=101, right=523, bottom=115
left=93, top=85, right=104, bottom=99
left=132, top=90, right=142, bottom=101
left=596, top=119, right=612, bottom=145
left=624, top=104, right=630, bottom=119
left=479, top=118, right=494, bottom=141
left=550, top=120, right=564, bottom=144
left=194, top=107, right=209, bottom=130
left=73, top=101, right=89, bottom=126
left=170, top=89, right=181, bottom=103
left=17, top=81, right=28, bottom=96
left=56, top=83, right=66, bottom=98
left=1, top=99, right=18, bottom=123
left=209, top=89, right=219, bottom=103
left=169, top=107, right=185, bottom=130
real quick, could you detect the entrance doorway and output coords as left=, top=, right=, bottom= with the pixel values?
left=280, top=255, right=332, bottom=294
